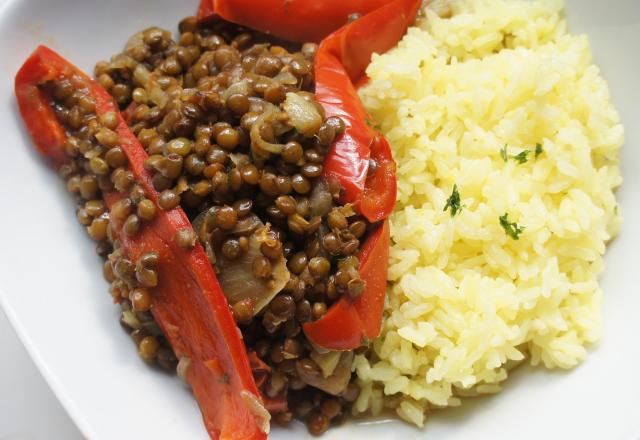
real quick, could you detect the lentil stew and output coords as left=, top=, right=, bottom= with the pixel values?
left=14, top=0, right=420, bottom=437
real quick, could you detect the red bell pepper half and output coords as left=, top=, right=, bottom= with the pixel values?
left=15, top=46, right=267, bottom=440
left=197, top=0, right=394, bottom=43
left=316, top=0, right=420, bottom=223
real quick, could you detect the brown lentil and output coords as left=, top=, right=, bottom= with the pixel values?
left=111, top=198, right=133, bottom=221
left=252, top=255, right=271, bottom=279
left=320, top=398, right=342, bottom=419
left=112, top=169, right=134, bottom=192
left=158, top=190, right=180, bottom=210
left=312, top=302, right=327, bottom=320
left=85, top=199, right=106, bottom=217
left=138, top=336, right=159, bottom=362
left=287, top=252, right=308, bottom=275
left=167, top=137, right=192, bottom=156
left=322, top=232, right=341, bottom=254
left=87, top=216, right=109, bottom=241
left=175, top=228, right=196, bottom=249
left=104, top=147, right=127, bottom=168
left=327, top=209, right=348, bottom=230
left=308, top=257, right=331, bottom=279
left=216, top=127, right=240, bottom=150
left=131, top=288, right=152, bottom=312
left=216, top=205, right=237, bottom=230
left=129, top=185, right=146, bottom=205
left=271, top=294, right=295, bottom=317
left=348, top=220, right=367, bottom=238
left=136, top=199, right=156, bottom=221
left=222, top=238, right=241, bottom=259
left=123, top=214, right=140, bottom=236
left=95, top=127, right=119, bottom=148
left=136, top=265, right=158, bottom=288
left=232, top=299, right=254, bottom=324
left=291, top=174, right=311, bottom=194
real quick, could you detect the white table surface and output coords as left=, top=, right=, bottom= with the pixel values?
left=0, top=308, right=83, bottom=440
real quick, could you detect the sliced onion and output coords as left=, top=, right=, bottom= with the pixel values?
left=339, top=204, right=357, bottom=218
left=296, top=351, right=354, bottom=396
left=310, top=350, right=342, bottom=378
left=191, top=209, right=209, bottom=241
left=149, top=85, right=168, bottom=109
left=309, top=178, right=333, bottom=218
left=133, top=64, right=151, bottom=88
left=250, top=110, right=287, bottom=154
left=231, top=214, right=262, bottom=236
left=274, top=71, right=298, bottom=85
left=283, top=92, right=322, bottom=137
left=229, top=153, right=251, bottom=168
left=109, top=53, right=137, bottom=70
left=124, top=31, right=146, bottom=59
left=240, top=390, right=271, bottom=434
left=193, top=212, right=289, bottom=313
left=222, top=79, right=251, bottom=102
left=121, top=310, right=141, bottom=330
left=216, top=224, right=290, bottom=314
left=248, top=97, right=279, bottom=114
left=177, top=357, right=191, bottom=382
left=174, top=176, right=189, bottom=195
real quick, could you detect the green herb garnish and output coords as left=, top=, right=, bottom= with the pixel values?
left=500, top=145, right=508, bottom=162
left=444, top=184, right=462, bottom=217
left=499, top=213, right=525, bottom=240
left=513, top=150, right=530, bottom=164
left=501, top=144, right=539, bottom=164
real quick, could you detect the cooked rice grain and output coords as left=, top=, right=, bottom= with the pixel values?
left=354, top=0, right=623, bottom=426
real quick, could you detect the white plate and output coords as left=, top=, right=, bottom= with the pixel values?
left=0, top=0, right=639, bottom=439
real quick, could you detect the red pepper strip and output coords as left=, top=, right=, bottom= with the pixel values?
left=352, top=218, right=391, bottom=339
left=15, top=46, right=266, bottom=440
left=316, top=53, right=397, bottom=222
left=302, top=1, right=418, bottom=349
left=122, top=101, right=138, bottom=126
left=318, top=0, right=420, bottom=223
left=14, top=48, right=70, bottom=166
left=303, top=220, right=390, bottom=350
left=248, top=352, right=270, bottom=389
left=197, top=0, right=394, bottom=43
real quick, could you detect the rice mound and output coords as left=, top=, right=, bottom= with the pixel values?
left=353, top=0, right=623, bottom=427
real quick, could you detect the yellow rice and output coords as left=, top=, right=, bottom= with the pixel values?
left=353, top=0, right=623, bottom=427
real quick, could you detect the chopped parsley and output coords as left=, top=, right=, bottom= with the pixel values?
left=499, top=213, right=525, bottom=240
left=513, top=149, right=530, bottom=164
left=501, top=144, right=542, bottom=164
left=443, top=184, right=462, bottom=217
left=500, top=145, right=508, bottom=162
